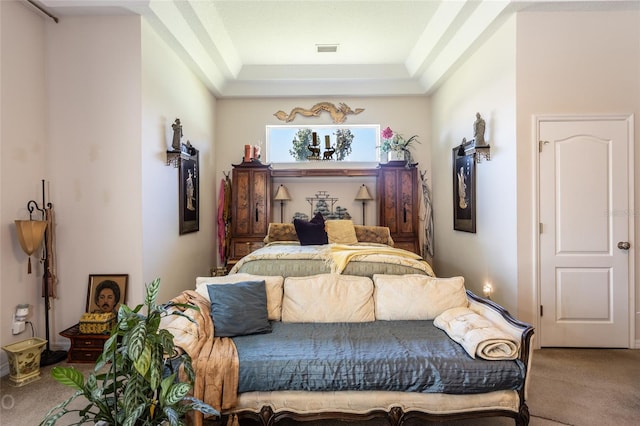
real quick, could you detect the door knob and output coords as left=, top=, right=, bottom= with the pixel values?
left=617, top=241, right=631, bottom=250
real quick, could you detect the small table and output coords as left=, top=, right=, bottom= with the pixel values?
left=59, top=323, right=110, bottom=363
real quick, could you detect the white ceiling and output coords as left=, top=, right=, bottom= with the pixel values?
left=35, top=0, right=639, bottom=98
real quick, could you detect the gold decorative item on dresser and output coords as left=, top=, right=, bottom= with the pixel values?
left=229, top=162, right=272, bottom=266
left=377, top=162, right=420, bottom=254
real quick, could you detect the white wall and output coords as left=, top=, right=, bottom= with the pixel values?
left=515, top=9, right=640, bottom=341
left=430, top=17, right=518, bottom=311
left=215, top=96, right=431, bottom=264
left=141, top=21, right=217, bottom=303
left=0, top=0, right=50, bottom=371
left=0, top=7, right=219, bottom=375
left=45, top=15, right=144, bottom=347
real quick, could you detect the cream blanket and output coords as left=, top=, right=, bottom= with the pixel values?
left=323, top=243, right=434, bottom=275
left=434, top=307, right=520, bottom=360
left=161, top=290, right=239, bottom=426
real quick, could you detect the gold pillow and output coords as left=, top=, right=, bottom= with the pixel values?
left=354, top=225, right=394, bottom=246
left=264, top=222, right=298, bottom=243
left=325, top=220, right=358, bottom=244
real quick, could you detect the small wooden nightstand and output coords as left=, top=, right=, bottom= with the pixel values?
left=59, top=323, right=109, bottom=363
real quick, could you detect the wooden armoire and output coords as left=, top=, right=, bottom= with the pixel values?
left=377, top=163, right=420, bottom=254
left=228, top=162, right=272, bottom=266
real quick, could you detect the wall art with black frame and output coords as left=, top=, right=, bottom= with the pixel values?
left=452, top=148, right=476, bottom=233
left=179, top=148, right=199, bottom=234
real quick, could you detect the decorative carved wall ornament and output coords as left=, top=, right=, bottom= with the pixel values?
left=274, top=102, right=364, bottom=124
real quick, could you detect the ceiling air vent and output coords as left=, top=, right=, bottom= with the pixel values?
left=316, top=44, right=338, bottom=53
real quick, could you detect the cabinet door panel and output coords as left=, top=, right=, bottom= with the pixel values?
left=253, top=171, right=268, bottom=235
left=381, top=170, right=398, bottom=233
left=399, top=170, right=415, bottom=235
left=233, top=171, right=251, bottom=235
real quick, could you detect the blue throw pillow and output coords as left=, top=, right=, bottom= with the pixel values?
left=206, top=281, right=271, bottom=337
left=294, top=212, right=328, bottom=245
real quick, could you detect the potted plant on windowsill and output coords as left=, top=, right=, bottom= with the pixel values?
left=39, top=278, right=218, bottom=426
left=380, top=126, right=420, bottom=166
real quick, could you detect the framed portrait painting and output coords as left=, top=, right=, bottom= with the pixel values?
left=86, top=274, right=128, bottom=314
left=452, top=148, right=476, bottom=233
left=179, top=148, right=199, bottom=234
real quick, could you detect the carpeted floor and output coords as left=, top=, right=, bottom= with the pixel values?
left=1, top=348, right=638, bottom=425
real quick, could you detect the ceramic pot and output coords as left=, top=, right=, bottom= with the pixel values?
left=387, top=150, right=405, bottom=162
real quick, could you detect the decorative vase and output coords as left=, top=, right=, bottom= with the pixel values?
left=387, top=150, right=405, bottom=162
left=1, top=338, right=47, bottom=386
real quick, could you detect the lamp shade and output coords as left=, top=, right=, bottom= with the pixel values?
left=15, top=220, right=47, bottom=256
left=274, top=184, right=292, bottom=201
left=354, top=184, right=373, bottom=201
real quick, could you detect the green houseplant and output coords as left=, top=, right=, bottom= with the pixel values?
left=40, top=278, right=218, bottom=426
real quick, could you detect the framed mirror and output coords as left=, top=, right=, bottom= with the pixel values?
left=266, top=124, right=380, bottom=164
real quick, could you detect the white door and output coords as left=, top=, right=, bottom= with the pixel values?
left=538, top=115, right=633, bottom=348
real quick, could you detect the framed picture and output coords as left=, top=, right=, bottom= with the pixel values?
left=86, top=274, right=128, bottom=314
left=452, top=148, right=476, bottom=233
left=179, top=147, right=199, bottom=234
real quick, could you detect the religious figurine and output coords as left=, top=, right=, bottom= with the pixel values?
left=473, top=113, right=486, bottom=146
left=171, top=118, right=182, bottom=151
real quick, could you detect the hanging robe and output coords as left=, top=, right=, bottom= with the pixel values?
left=42, top=207, right=58, bottom=298
left=217, top=179, right=227, bottom=264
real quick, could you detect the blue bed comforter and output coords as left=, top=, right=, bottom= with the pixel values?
left=232, top=320, right=525, bottom=394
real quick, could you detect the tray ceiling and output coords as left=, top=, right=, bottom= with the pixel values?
left=36, top=0, right=637, bottom=98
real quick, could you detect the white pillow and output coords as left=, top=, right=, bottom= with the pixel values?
left=281, top=274, right=374, bottom=323
left=373, top=274, right=468, bottom=320
left=195, top=273, right=284, bottom=321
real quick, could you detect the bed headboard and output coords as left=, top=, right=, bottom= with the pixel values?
left=264, top=222, right=395, bottom=247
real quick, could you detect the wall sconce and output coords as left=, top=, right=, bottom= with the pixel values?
left=457, top=138, right=491, bottom=163
left=274, top=184, right=292, bottom=222
left=354, top=184, right=373, bottom=225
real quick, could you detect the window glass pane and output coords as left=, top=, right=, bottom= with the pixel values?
left=266, top=124, right=380, bottom=163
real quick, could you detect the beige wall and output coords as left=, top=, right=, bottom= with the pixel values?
left=0, top=4, right=218, bottom=374
left=430, top=17, right=518, bottom=311
left=214, top=96, right=431, bottom=264
left=141, top=20, right=218, bottom=303
left=45, top=15, right=144, bottom=349
left=515, top=9, right=640, bottom=344
left=0, top=0, right=50, bottom=370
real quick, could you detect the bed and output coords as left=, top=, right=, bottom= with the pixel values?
left=163, top=221, right=533, bottom=426
left=229, top=221, right=435, bottom=277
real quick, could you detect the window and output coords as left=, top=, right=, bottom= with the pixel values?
left=266, top=124, right=380, bottom=163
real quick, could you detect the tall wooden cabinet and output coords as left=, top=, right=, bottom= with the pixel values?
left=229, top=162, right=272, bottom=265
left=377, top=163, right=420, bottom=254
